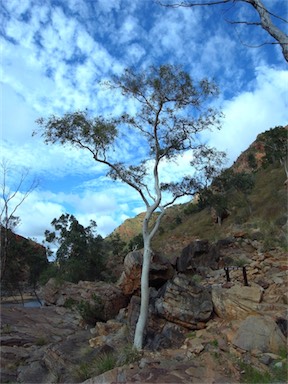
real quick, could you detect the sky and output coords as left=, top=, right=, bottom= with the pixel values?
left=1, top=0, right=288, bottom=245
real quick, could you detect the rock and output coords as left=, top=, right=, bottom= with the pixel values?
left=118, top=250, right=174, bottom=295
left=89, top=320, right=129, bottom=349
left=276, top=316, right=288, bottom=337
left=17, top=360, right=54, bottom=384
left=0, top=306, right=94, bottom=383
left=176, top=239, right=219, bottom=272
left=232, top=315, right=286, bottom=353
left=182, top=338, right=204, bottom=354
left=126, top=294, right=187, bottom=350
left=155, top=274, right=213, bottom=328
left=145, top=321, right=187, bottom=350
left=42, top=278, right=129, bottom=322
left=212, top=284, right=264, bottom=320
left=211, top=207, right=229, bottom=224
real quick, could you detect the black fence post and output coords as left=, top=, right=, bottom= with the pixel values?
left=224, top=267, right=230, bottom=282
left=242, top=266, right=248, bottom=286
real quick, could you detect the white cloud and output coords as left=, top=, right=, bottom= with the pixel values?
left=208, top=66, right=288, bottom=163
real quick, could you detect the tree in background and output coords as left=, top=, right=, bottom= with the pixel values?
left=0, top=159, right=38, bottom=281
left=211, top=168, right=255, bottom=215
left=44, top=214, right=105, bottom=283
left=196, top=168, right=255, bottom=224
left=109, top=233, right=127, bottom=258
left=37, top=64, right=223, bottom=349
left=159, top=0, right=288, bottom=62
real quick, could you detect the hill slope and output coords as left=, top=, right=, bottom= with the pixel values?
left=109, top=125, right=287, bottom=259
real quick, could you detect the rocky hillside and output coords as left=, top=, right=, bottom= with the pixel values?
left=110, top=125, right=287, bottom=260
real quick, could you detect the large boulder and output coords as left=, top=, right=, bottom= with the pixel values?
left=155, top=274, right=213, bottom=329
left=126, top=293, right=187, bottom=350
left=232, top=315, right=286, bottom=353
left=42, top=278, right=129, bottom=321
left=118, top=250, right=174, bottom=295
left=211, top=284, right=264, bottom=320
left=176, top=240, right=219, bottom=272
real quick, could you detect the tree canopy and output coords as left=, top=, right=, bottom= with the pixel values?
left=44, top=214, right=105, bottom=283
left=37, top=64, right=224, bottom=349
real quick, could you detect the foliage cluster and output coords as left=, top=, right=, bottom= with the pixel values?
left=43, top=213, right=105, bottom=283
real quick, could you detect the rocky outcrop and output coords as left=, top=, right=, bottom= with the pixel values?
left=42, top=278, right=129, bottom=321
left=155, top=274, right=213, bottom=329
left=176, top=239, right=219, bottom=272
left=211, top=284, right=264, bottom=320
left=117, top=250, right=174, bottom=295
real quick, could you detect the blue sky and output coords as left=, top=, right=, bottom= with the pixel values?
left=1, top=0, right=288, bottom=244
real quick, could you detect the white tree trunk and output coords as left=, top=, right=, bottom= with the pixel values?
left=133, top=204, right=164, bottom=350
left=249, top=0, right=288, bottom=63
left=133, top=239, right=151, bottom=349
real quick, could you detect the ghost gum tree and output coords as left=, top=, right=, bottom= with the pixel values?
left=159, top=0, right=288, bottom=63
left=36, top=65, right=223, bottom=349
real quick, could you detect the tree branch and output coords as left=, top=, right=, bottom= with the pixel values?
left=158, top=0, right=288, bottom=62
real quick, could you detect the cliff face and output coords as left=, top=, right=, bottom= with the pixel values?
left=0, top=227, right=48, bottom=293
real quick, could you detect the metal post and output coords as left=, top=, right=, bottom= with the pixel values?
left=242, top=266, right=248, bottom=286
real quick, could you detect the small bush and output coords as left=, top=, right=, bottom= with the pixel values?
left=95, top=352, right=117, bottom=375
left=73, top=352, right=117, bottom=381
left=240, top=362, right=271, bottom=383
left=63, top=297, right=78, bottom=309
left=191, top=274, right=202, bottom=284
left=117, top=344, right=142, bottom=366
left=35, top=337, right=48, bottom=346
left=74, top=362, right=93, bottom=381
left=76, top=294, right=105, bottom=324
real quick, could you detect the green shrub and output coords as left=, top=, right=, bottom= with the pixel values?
left=76, top=294, right=105, bottom=324
left=35, top=337, right=48, bottom=346
left=239, top=362, right=271, bottom=383
left=239, top=358, right=288, bottom=383
left=73, top=352, right=117, bottom=381
left=63, top=297, right=78, bottom=309
left=74, top=362, right=93, bottom=381
left=191, top=274, right=202, bottom=284
left=95, top=352, right=117, bottom=375
left=117, top=343, right=142, bottom=366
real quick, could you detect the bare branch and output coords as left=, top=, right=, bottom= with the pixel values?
left=226, top=19, right=261, bottom=26
left=157, top=0, right=288, bottom=62
left=157, top=0, right=231, bottom=7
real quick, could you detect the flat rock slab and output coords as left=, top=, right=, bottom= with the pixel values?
left=83, top=351, right=239, bottom=384
left=0, top=305, right=92, bottom=383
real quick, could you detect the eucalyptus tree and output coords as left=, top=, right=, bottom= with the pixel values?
left=159, top=0, right=288, bottom=62
left=36, top=65, right=223, bottom=349
left=44, top=213, right=105, bottom=283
